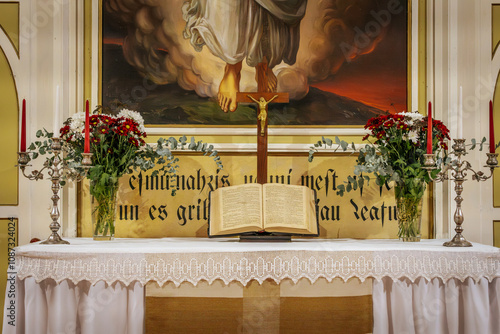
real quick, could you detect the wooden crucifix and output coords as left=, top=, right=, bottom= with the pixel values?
left=236, top=85, right=288, bottom=184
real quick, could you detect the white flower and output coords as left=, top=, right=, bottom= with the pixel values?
left=407, top=130, right=419, bottom=144
left=69, top=112, right=86, bottom=134
left=399, top=111, right=424, bottom=121
left=118, top=108, right=146, bottom=132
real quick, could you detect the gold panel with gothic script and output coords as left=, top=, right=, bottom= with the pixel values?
left=79, top=154, right=431, bottom=239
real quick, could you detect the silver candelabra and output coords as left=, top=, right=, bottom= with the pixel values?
left=17, top=137, right=92, bottom=244
left=423, top=139, right=498, bottom=247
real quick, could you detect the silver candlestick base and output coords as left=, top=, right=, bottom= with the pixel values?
left=17, top=137, right=93, bottom=245
left=424, top=139, right=498, bottom=247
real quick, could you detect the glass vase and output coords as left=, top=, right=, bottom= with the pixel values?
left=394, top=179, right=426, bottom=242
left=90, top=180, right=118, bottom=240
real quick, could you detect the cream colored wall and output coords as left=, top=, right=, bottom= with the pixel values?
left=429, top=0, right=500, bottom=245
left=1, top=0, right=499, bottom=245
left=0, top=0, right=84, bottom=245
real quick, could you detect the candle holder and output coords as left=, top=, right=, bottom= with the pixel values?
left=17, top=137, right=93, bottom=244
left=424, top=139, right=498, bottom=247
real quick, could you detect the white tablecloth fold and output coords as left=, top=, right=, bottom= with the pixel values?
left=373, top=276, right=500, bottom=334
left=2, top=277, right=144, bottom=334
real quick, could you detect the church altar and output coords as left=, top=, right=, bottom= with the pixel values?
left=3, top=238, right=500, bottom=333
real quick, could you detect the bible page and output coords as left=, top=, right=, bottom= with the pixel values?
left=213, top=184, right=263, bottom=235
left=263, top=184, right=309, bottom=230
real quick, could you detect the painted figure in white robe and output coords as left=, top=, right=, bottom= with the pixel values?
left=183, top=0, right=308, bottom=112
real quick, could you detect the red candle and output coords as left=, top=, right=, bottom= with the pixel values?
left=490, top=100, right=495, bottom=153
left=427, top=101, right=432, bottom=154
left=84, top=100, right=90, bottom=153
left=20, top=99, right=26, bottom=152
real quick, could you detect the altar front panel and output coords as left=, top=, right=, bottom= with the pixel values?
left=145, top=278, right=373, bottom=334
left=79, top=154, right=432, bottom=239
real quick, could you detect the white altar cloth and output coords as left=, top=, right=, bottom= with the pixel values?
left=9, top=238, right=500, bottom=286
left=3, top=238, right=500, bottom=334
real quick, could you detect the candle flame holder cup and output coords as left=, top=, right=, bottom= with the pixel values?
left=424, top=139, right=498, bottom=247
left=17, top=137, right=93, bottom=244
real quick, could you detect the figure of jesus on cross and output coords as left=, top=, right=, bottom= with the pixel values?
left=237, top=92, right=288, bottom=183
left=248, top=95, right=278, bottom=136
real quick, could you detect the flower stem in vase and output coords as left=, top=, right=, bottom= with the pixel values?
left=395, top=179, right=425, bottom=242
left=91, top=180, right=118, bottom=240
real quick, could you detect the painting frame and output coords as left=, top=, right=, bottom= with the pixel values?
left=94, top=0, right=421, bottom=136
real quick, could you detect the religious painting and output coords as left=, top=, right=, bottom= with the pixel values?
left=101, top=0, right=409, bottom=127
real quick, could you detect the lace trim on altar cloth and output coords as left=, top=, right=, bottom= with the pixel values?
left=14, top=246, right=500, bottom=286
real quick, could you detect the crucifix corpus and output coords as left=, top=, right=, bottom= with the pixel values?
left=237, top=85, right=288, bottom=184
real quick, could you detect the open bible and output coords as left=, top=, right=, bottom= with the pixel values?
left=208, top=183, right=319, bottom=237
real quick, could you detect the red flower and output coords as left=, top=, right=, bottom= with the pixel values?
left=384, top=119, right=395, bottom=128
left=99, top=127, right=109, bottom=134
left=128, top=137, right=139, bottom=147
left=89, top=115, right=100, bottom=126
left=91, top=137, right=100, bottom=144
left=101, top=116, right=116, bottom=127
left=122, top=119, right=137, bottom=133
left=376, top=131, right=386, bottom=139
left=99, top=115, right=110, bottom=122
left=59, top=125, right=70, bottom=137
left=115, top=127, right=127, bottom=136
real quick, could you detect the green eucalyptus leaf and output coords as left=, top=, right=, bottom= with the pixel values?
left=340, top=141, right=348, bottom=151
left=336, top=184, right=345, bottom=196
left=470, top=138, right=476, bottom=150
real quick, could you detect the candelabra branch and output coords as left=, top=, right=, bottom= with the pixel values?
left=17, top=137, right=93, bottom=245
left=423, top=139, right=498, bottom=247
left=16, top=152, right=49, bottom=180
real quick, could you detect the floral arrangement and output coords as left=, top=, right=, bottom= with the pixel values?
left=310, top=111, right=451, bottom=241
left=30, top=106, right=222, bottom=239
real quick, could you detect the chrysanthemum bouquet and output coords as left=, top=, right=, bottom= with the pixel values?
left=310, top=111, right=451, bottom=241
left=30, top=107, right=221, bottom=239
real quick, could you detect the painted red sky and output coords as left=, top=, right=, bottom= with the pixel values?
left=312, top=68, right=407, bottom=114
left=312, top=12, right=408, bottom=114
